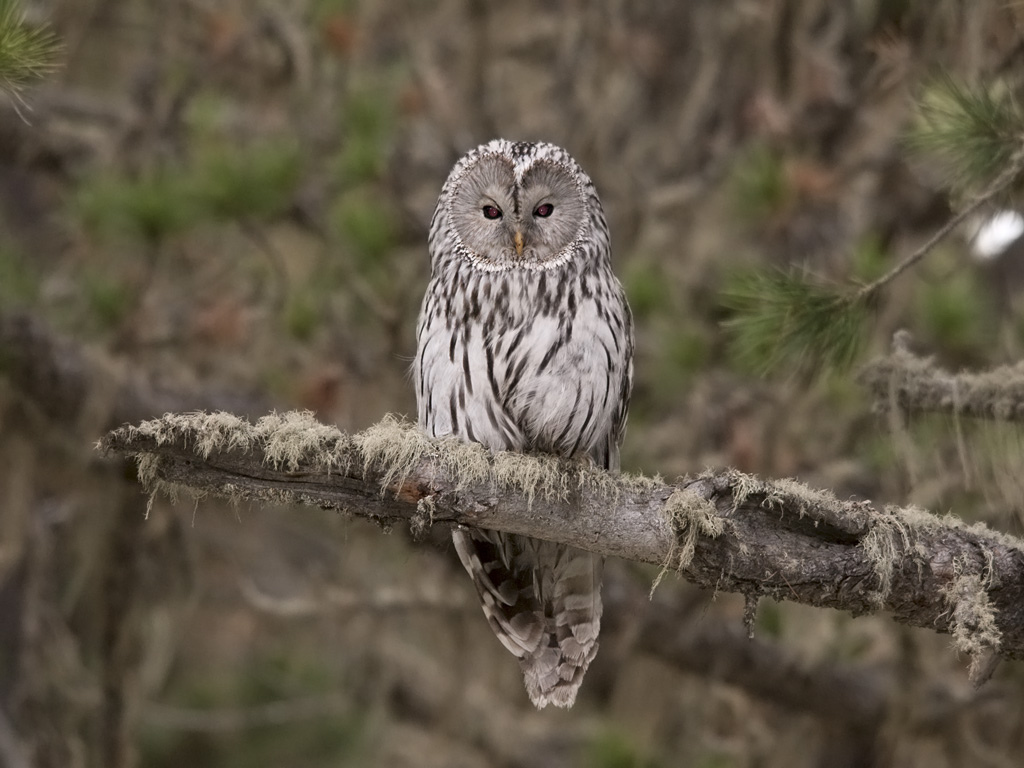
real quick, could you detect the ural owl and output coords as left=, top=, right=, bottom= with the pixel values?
left=414, top=139, right=633, bottom=708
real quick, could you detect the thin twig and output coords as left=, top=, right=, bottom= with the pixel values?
left=857, top=144, right=1024, bottom=303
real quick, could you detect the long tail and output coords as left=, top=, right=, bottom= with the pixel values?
left=453, top=529, right=603, bottom=708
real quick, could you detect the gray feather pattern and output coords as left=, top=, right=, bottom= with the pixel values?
left=414, top=139, right=633, bottom=708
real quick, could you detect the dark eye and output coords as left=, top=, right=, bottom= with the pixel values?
left=534, top=203, right=554, bottom=217
left=482, top=205, right=502, bottom=219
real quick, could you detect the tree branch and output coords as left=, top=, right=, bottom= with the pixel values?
left=100, top=410, right=1024, bottom=673
left=10, top=309, right=1022, bottom=737
left=859, top=330, right=1024, bottom=423
left=2, top=310, right=955, bottom=728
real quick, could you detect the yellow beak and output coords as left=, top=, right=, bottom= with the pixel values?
left=514, top=230, right=524, bottom=257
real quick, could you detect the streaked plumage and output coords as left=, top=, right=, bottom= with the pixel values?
left=414, top=139, right=633, bottom=708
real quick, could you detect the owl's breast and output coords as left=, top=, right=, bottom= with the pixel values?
left=503, top=293, right=627, bottom=459
left=415, top=262, right=632, bottom=465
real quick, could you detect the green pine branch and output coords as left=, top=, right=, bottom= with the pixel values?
left=722, top=271, right=868, bottom=376
left=723, top=77, right=1024, bottom=376
left=907, top=75, right=1024, bottom=196
left=856, top=145, right=1024, bottom=305
left=0, top=0, right=60, bottom=101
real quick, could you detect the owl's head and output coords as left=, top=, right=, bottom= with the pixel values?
left=440, top=140, right=604, bottom=271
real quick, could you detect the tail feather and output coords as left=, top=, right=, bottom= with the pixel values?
left=453, top=528, right=602, bottom=708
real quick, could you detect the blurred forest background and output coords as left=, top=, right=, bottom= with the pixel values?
left=3, top=0, right=1024, bottom=766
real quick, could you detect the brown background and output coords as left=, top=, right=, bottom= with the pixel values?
left=3, top=1, right=1024, bottom=766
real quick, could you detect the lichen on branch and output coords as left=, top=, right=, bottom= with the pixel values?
left=100, top=410, right=1024, bottom=671
left=860, top=331, right=1024, bottom=423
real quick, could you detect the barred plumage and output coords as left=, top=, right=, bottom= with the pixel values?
left=414, top=139, right=633, bottom=708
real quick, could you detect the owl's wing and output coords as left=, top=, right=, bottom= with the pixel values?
left=594, top=325, right=634, bottom=472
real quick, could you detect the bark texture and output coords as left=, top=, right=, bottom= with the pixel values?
left=101, top=410, right=1024, bottom=669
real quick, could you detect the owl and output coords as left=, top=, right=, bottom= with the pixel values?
left=414, top=139, right=633, bottom=708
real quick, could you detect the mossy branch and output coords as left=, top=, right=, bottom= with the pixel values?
left=860, top=331, right=1024, bottom=422
left=101, top=411, right=1024, bottom=673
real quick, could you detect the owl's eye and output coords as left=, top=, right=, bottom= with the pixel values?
left=534, top=203, right=554, bottom=217
left=482, top=205, right=502, bottom=220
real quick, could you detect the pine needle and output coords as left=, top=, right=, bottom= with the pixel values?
left=722, top=269, right=868, bottom=376
left=0, top=0, right=61, bottom=101
left=907, top=75, right=1024, bottom=195
left=858, top=145, right=1024, bottom=304
left=722, top=75, right=1024, bottom=377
